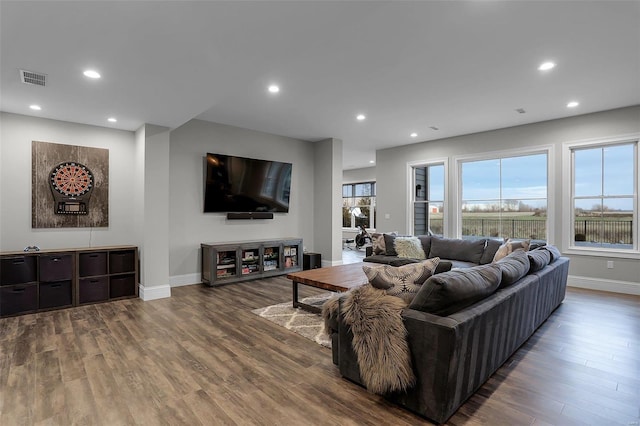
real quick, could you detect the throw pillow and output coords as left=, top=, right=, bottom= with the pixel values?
left=527, top=249, right=551, bottom=272
left=493, top=238, right=530, bottom=262
left=408, top=263, right=502, bottom=316
left=534, top=244, right=561, bottom=263
left=394, top=236, right=426, bottom=259
left=362, top=258, right=440, bottom=303
left=494, top=250, right=530, bottom=288
left=371, top=233, right=394, bottom=255
left=480, top=238, right=504, bottom=265
left=383, top=233, right=403, bottom=256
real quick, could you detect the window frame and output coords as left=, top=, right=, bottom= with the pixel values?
left=407, top=158, right=448, bottom=236
left=562, top=133, right=639, bottom=258
left=341, top=181, right=376, bottom=231
left=453, top=145, right=554, bottom=242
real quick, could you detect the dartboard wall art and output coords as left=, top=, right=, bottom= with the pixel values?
left=32, top=141, right=109, bottom=228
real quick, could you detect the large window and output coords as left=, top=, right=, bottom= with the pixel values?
left=342, top=182, right=376, bottom=229
left=570, top=140, right=637, bottom=250
left=412, top=164, right=444, bottom=236
left=460, top=152, right=548, bottom=241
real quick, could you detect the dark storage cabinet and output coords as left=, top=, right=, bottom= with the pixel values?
left=1, top=256, right=37, bottom=285
left=1, top=245, right=138, bottom=317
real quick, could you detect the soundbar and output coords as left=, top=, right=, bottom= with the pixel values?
left=227, top=212, right=274, bottom=220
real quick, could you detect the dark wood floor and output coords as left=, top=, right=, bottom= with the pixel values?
left=0, top=275, right=638, bottom=425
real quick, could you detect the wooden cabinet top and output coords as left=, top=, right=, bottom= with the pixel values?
left=1, top=245, right=138, bottom=256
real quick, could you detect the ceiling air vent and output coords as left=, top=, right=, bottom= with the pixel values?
left=20, top=69, right=47, bottom=87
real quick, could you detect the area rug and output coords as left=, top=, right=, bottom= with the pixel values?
left=252, top=293, right=334, bottom=348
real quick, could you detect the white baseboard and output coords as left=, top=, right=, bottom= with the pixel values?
left=139, top=284, right=172, bottom=301
left=568, top=275, right=640, bottom=296
left=170, top=273, right=201, bottom=288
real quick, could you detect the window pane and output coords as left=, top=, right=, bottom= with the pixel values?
left=462, top=159, right=500, bottom=201
left=574, top=197, right=633, bottom=248
left=429, top=165, right=445, bottom=201
left=603, top=144, right=634, bottom=196
left=428, top=202, right=444, bottom=236
left=501, top=154, right=547, bottom=199
left=462, top=203, right=501, bottom=238
left=342, top=206, right=351, bottom=228
left=501, top=200, right=547, bottom=240
left=574, top=148, right=602, bottom=197
left=414, top=167, right=427, bottom=201
left=342, top=185, right=352, bottom=197
left=354, top=183, right=373, bottom=197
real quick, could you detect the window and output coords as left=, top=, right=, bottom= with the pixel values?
left=342, top=182, right=376, bottom=229
left=412, top=164, right=445, bottom=236
left=460, top=152, right=548, bottom=241
left=570, top=140, right=637, bottom=250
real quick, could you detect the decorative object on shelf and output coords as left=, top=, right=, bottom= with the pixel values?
left=32, top=141, right=109, bottom=228
left=23, top=245, right=41, bottom=252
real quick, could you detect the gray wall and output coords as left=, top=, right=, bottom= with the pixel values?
left=376, top=106, right=640, bottom=292
left=313, top=138, right=343, bottom=265
left=168, top=119, right=316, bottom=282
left=0, top=112, right=138, bottom=250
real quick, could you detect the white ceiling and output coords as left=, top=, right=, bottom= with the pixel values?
left=1, top=1, right=639, bottom=170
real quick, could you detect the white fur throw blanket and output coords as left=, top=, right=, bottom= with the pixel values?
left=322, top=285, right=415, bottom=394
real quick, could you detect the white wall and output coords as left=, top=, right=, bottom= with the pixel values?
left=0, top=112, right=137, bottom=251
left=168, top=119, right=316, bottom=283
left=376, top=106, right=640, bottom=293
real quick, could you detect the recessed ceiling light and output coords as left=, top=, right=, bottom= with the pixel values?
left=567, top=101, right=579, bottom=108
left=107, top=117, right=117, bottom=123
left=268, top=84, right=280, bottom=93
left=356, top=114, right=366, bottom=121
left=29, top=104, right=41, bottom=111
left=538, top=61, right=556, bottom=71
left=410, top=132, right=418, bottom=138
left=369, top=160, right=375, bottom=164
left=83, top=70, right=101, bottom=79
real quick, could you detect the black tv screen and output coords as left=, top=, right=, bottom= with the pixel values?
left=204, top=153, right=292, bottom=213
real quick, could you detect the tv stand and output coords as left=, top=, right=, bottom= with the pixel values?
left=201, top=238, right=302, bottom=286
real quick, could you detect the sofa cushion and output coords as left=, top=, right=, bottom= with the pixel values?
left=394, top=236, right=426, bottom=259
left=429, top=236, right=486, bottom=264
left=362, top=258, right=440, bottom=303
left=417, top=235, right=433, bottom=257
left=534, top=244, right=561, bottom=263
left=480, top=239, right=503, bottom=264
left=363, top=254, right=399, bottom=265
left=495, top=250, right=530, bottom=288
left=409, top=263, right=502, bottom=316
left=383, top=234, right=399, bottom=256
left=493, top=238, right=530, bottom=262
left=527, top=249, right=551, bottom=272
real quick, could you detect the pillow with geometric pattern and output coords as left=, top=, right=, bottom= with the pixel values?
left=493, top=238, right=530, bottom=262
left=362, top=257, right=440, bottom=303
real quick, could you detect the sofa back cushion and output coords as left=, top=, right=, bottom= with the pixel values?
left=362, top=258, right=440, bottom=303
left=409, top=263, right=502, bottom=316
left=428, top=236, right=486, bottom=264
left=417, top=235, right=433, bottom=257
left=480, top=239, right=503, bottom=264
left=495, top=250, right=530, bottom=288
left=527, top=249, right=551, bottom=272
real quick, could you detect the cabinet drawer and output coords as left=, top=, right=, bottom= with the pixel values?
left=79, top=252, right=107, bottom=277
left=39, top=280, right=72, bottom=310
left=79, top=277, right=109, bottom=304
left=39, top=254, right=73, bottom=281
left=109, top=251, right=135, bottom=274
left=110, top=274, right=136, bottom=298
left=0, top=284, right=38, bottom=316
left=1, top=256, right=37, bottom=285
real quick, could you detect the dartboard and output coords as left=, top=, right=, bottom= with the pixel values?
left=50, top=162, right=94, bottom=196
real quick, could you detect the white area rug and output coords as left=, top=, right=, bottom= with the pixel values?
left=252, top=293, right=333, bottom=348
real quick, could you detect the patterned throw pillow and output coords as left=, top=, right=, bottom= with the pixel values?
left=370, top=233, right=386, bottom=255
left=493, top=238, right=530, bottom=262
left=394, top=236, right=426, bottom=259
left=362, top=258, right=440, bottom=303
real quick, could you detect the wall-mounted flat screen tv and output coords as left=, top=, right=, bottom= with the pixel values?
left=204, top=153, right=292, bottom=213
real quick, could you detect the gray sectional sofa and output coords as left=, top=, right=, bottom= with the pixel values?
left=332, top=238, right=569, bottom=424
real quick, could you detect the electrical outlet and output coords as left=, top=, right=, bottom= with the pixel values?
left=607, top=261, right=614, bottom=269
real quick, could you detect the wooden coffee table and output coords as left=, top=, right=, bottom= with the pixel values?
left=286, top=263, right=368, bottom=313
